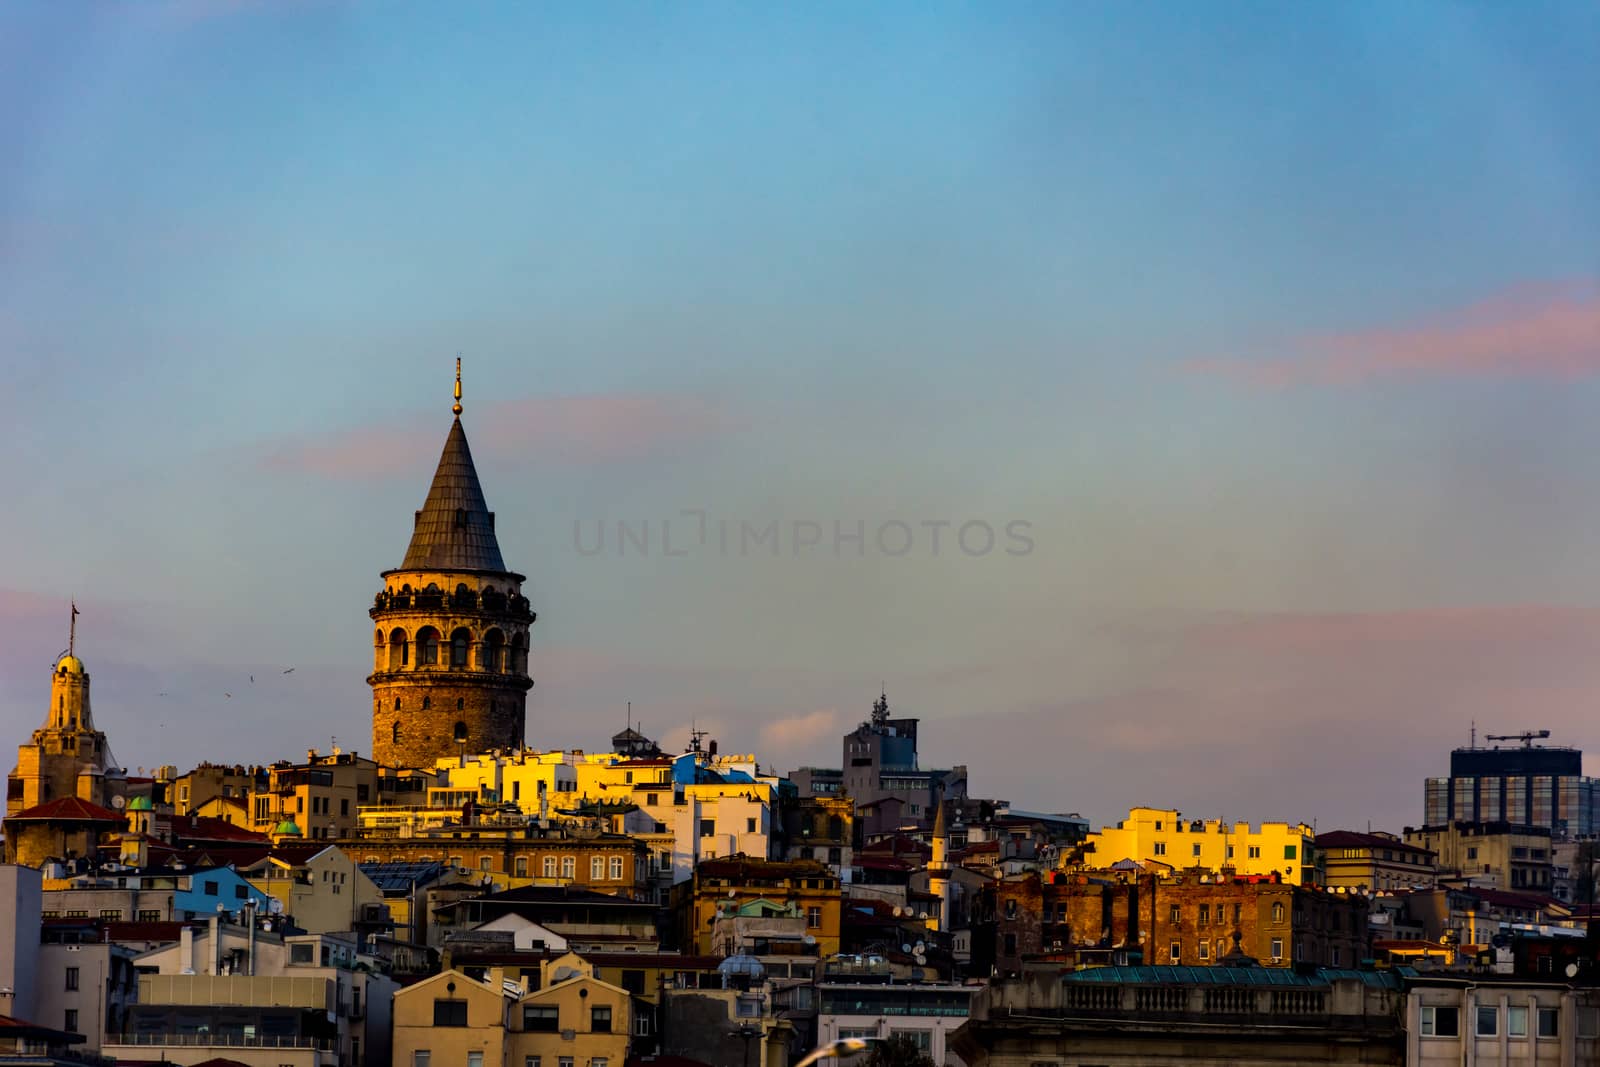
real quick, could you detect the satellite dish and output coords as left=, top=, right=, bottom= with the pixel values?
left=901, top=943, right=912, bottom=953
left=268, top=898, right=284, bottom=914
left=728, top=888, right=737, bottom=897
left=1567, top=963, right=1580, bottom=978
left=914, top=941, right=925, bottom=953
left=914, top=953, right=926, bottom=965
left=802, top=935, right=817, bottom=946
left=112, top=796, right=126, bottom=809
left=918, top=911, right=928, bottom=920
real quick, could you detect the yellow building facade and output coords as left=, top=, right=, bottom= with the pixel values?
left=392, top=964, right=632, bottom=1067
left=1085, top=807, right=1320, bottom=885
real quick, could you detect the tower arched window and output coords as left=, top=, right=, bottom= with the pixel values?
left=457, top=697, right=464, bottom=710
left=483, top=629, right=505, bottom=672
left=388, top=628, right=409, bottom=669
left=510, top=633, right=528, bottom=675
left=392, top=722, right=401, bottom=744
left=450, top=628, right=471, bottom=669
left=422, top=697, right=431, bottom=710
left=394, top=698, right=402, bottom=711
left=453, top=721, right=468, bottom=743
left=417, top=627, right=440, bottom=666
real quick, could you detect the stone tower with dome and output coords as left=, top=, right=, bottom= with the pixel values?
left=368, top=364, right=536, bottom=767
left=5, top=605, right=124, bottom=816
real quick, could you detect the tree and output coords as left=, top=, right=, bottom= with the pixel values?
left=863, top=1033, right=936, bottom=1067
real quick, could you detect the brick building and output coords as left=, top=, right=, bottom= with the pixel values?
left=987, top=870, right=1371, bottom=975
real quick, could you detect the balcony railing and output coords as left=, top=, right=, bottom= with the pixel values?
left=110, top=1034, right=335, bottom=1050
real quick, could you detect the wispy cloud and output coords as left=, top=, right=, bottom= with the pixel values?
left=261, top=392, right=739, bottom=478
left=1188, top=280, right=1600, bottom=386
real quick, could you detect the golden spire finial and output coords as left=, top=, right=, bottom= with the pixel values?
left=452, top=356, right=463, bottom=417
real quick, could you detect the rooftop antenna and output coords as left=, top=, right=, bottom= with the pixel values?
left=452, top=356, right=463, bottom=417
left=1470, top=720, right=1476, bottom=749
left=69, top=600, right=78, bottom=657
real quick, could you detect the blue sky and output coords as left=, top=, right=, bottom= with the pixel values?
left=2, top=2, right=1598, bottom=832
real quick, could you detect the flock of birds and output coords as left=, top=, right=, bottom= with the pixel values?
left=155, top=666, right=296, bottom=701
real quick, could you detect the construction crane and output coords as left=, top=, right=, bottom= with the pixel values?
left=1484, top=730, right=1550, bottom=748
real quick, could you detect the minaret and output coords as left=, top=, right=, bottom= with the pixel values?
left=928, top=787, right=951, bottom=933
left=369, top=362, right=536, bottom=767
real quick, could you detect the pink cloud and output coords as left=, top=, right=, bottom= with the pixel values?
left=261, top=392, right=738, bottom=478
left=761, top=708, right=838, bottom=751
left=1188, top=280, right=1600, bottom=386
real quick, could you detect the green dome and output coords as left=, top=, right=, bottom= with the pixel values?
left=273, top=819, right=303, bottom=836
left=127, top=796, right=153, bottom=811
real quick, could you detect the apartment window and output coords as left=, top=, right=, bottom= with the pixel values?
left=1271, top=902, right=1285, bottom=923
left=64, top=1010, right=78, bottom=1034
left=1169, top=941, right=1181, bottom=962
left=1332, top=947, right=1341, bottom=967
left=610, top=856, right=624, bottom=880
left=1270, top=938, right=1283, bottom=960
left=433, top=999, right=468, bottom=1027
left=449, top=856, right=463, bottom=869
left=65, top=967, right=79, bottom=991
left=515, top=856, right=528, bottom=877
left=1538, top=1007, right=1559, bottom=1038
left=1192, top=843, right=1201, bottom=858
left=1153, top=841, right=1166, bottom=856
left=1197, top=904, right=1209, bottom=926
left=1169, top=904, right=1181, bottom=923
left=413, top=1053, right=430, bottom=1067
left=1003, top=933, right=1017, bottom=956
left=543, top=857, right=557, bottom=877
left=646, top=793, right=658, bottom=806
left=524, top=1005, right=559, bottom=1031
left=634, top=1014, right=652, bottom=1037
left=525, top=1059, right=542, bottom=1067
left=1155, top=821, right=1163, bottom=830
left=591, top=1005, right=612, bottom=1032
left=467, top=1053, right=483, bottom=1067
left=807, top=906, right=822, bottom=928
left=1420, top=1006, right=1459, bottom=1037
left=1197, top=941, right=1210, bottom=961
left=747, top=817, right=757, bottom=834
left=204, top=880, right=219, bottom=896
left=1248, top=846, right=1261, bottom=859
left=1005, top=899, right=1018, bottom=920
left=561, top=857, right=575, bottom=878
left=1507, top=1005, right=1528, bottom=1038
left=291, top=943, right=314, bottom=963
left=591, top=856, right=606, bottom=880
left=1466, top=846, right=1478, bottom=860
left=1233, top=904, right=1241, bottom=924
left=139, top=910, right=161, bottom=922
left=558, top=1059, right=574, bottom=1067
left=700, top=819, right=715, bottom=837
left=592, top=1060, right=607, bottom=1067
left=889, top=1030, right=932, bottom=1052
left=1283, top=845, right=1297, bottom=860
left=1476, top=1006, right=1498, bottom=1037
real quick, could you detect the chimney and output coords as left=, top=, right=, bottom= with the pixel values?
left=180, top=926, right=196, bottom=974
left=209, top=914, right=222, bottom=974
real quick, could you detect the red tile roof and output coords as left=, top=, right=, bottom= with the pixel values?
left=5, top=796, right=124, bottom=823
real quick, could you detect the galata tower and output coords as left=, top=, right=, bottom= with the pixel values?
left=369, top=362, right=535, bottom=767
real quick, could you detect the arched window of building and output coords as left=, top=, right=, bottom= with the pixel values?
left=392, top=722, right=401, bottom=744
left=450, top=628, right=471, bottom=669
left=457, top=697, right=465, bottom=710
left=510, top=633, right=528, bottom=675
left=394, top=698, right=402, bottom=711
left=454, top=721, right=468, bottom=743
left=388, top=628, right=409, bottom=669
left=417, top=627, right=440, bottom=666
left=1272, top=902, right=1285, bottom=923
left=483, top=629, right=505, bottom=672
left=422, top=697, right=431, bottom=710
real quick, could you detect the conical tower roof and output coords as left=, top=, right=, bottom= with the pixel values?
left=399, top=417, right=508, bottom=572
